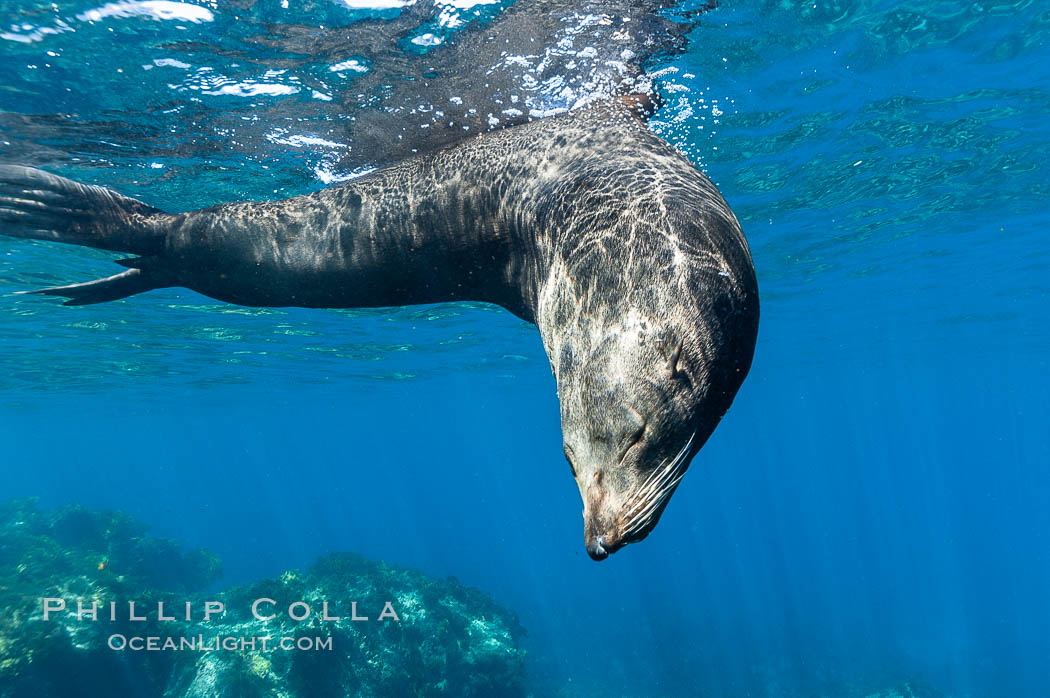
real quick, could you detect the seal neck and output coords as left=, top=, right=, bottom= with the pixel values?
left=326, top=151, right=547, bottom=322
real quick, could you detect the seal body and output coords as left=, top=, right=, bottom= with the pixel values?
left=0, top=100, right=758, bottom=559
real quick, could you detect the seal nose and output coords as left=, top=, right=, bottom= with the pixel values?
left=586, top=535, right=609, bottom=561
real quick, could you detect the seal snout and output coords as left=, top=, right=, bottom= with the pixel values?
left=586, top=536, right=609, bottom=561
left=581, top=472, right=626, bottom=561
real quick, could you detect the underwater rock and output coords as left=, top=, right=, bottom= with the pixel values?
left=0, top=499, right=526, bottom=698
left=0, top=498, right=221, bottom=697
left=169, top=553, right=527, bottom=698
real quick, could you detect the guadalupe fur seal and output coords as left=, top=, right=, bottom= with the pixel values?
left=0, top=98, right=759, bottom=560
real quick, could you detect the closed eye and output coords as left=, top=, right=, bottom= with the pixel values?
left=617, top=422, right=646, bottom=463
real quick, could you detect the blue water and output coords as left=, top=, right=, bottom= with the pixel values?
left=2, top=1, right=1049, bottom=696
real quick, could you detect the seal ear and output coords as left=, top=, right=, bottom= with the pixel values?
left=654, top=333, right=684, bottom=378
left=666, top=341, right=684, bottom=378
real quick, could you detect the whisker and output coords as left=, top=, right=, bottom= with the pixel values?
left=634, top=432, right=693, bottom=498
left=621, top=430, right=697, bottom=535
left=626, top=473, right=685, bottom=537
left=626, top=431, right=694, bottom=509
left=626, top=472, right=679, bottom=529
left=625, top=432, right=692, bottom=497
left=625, top=459, right=676, bottom=514
left=625, top=468, right=688, bottom=536
left=623, top=466, right=677, bottom=521
left=626, top=453, right=671, bottom=501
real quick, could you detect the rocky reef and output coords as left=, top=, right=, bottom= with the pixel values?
left=0, top=499, right=526, bottom=698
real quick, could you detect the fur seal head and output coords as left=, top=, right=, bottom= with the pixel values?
left=558, top=304, right=756, bottom=561
left=539, top=155, right=760, bottom=559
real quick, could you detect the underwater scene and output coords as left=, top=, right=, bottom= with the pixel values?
left=0, top=0, right=1048, bottom=696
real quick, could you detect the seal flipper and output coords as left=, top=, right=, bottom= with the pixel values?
left=16, top=267, right=162, bottom=306
left=0, top=165, right=167, bottom=254
left=1, top=166, right=173, bottom=304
